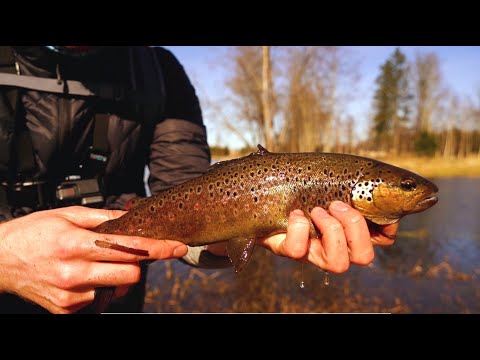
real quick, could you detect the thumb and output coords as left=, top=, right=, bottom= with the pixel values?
left=58, top=206, right=128, bottom=228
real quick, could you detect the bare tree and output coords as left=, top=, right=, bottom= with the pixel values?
left=279, top=46, right=359, bottom=153
left=413, top=52, right=446, bottom=133
left=225, top=46, right=277, bottom=149
left=262, top=46, right=275, bottom=150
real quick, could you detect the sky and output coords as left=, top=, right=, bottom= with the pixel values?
left=164, top=46, right=480, bottom=149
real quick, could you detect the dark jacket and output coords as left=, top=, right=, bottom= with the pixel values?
left=0, top=46, right=212, bottom=313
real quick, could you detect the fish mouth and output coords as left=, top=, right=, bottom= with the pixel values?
left=411, top=196, right=438, bottom=214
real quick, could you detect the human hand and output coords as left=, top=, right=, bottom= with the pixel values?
left=0, top=206, right=187, bottom=314
left=258, top=201, right=399, bottom=273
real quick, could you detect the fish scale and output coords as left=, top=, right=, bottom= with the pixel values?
left=89, top=145, right=439, bottom=313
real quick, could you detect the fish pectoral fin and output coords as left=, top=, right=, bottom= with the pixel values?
left=226, top=237, right=257, bottom=273
left=366, top=216, right=400, bottom=225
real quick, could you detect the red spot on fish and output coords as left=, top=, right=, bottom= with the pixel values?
left=194, top=203, right=201, bottom=211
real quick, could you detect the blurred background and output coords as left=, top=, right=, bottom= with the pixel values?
left=145, top=46, right=480, bottom=313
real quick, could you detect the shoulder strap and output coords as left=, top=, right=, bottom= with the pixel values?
left=0, top=46, right=20, bottom=176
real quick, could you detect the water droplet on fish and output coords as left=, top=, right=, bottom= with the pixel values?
left=324, top=271, right=330, bottom=286
left=299, top=261, right=305, bottom=289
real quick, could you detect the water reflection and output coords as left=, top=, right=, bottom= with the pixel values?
left=145, top=178, right=480, bottom=313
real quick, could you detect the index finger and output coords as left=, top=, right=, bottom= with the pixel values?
left=86, top=233, right=188, bottom=262
left=369, top=222, right=400, bottom=246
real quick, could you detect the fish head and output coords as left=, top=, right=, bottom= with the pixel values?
left=351, top=161, right=438, bottom=225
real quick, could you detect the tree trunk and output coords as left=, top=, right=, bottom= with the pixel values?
left=262, top=46, right=274, bottom=151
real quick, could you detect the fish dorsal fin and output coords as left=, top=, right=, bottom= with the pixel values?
left=226, top=237, right=257, bottom=273
left=254, top=144, right=270, bottom=156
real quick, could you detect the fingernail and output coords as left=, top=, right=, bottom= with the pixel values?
left=312, top=207, right=329, bottom=217
left=290, top=209, right=305, bottom=217
left=330, top=201, right=350, bottom=212
left=173, top=245, right=188, bottom=257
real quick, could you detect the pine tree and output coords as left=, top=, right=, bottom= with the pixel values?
left=372, top=48, right=411, bottom=154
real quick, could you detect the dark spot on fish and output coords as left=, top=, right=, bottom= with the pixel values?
left=329, top=171, right=334, bottom=177
left=134, top=211, right=139, bottom=217
left=243, top=166, right=247, bottom=170
left=225, top=178, right=229, bottom=184
left=150, top=206, right=155, bottom=212
left=209, top=184, right=214, bottom=190
left=376, top=179, right=381, bottom=182
left=189, top=187, right=194, bottom=193
left=250, top=172, right=255, bottom=177
left=138, top=218, right=143, bottom=225
left=358, top=183, right=362, bottom=187
left=219, top=189, right=224, bottom=193
left=359, top=195, right=363, bottom=199
left=367, top=197, right=372, bottom=201
left=342, top=185, right=346, bottom=191
left=324, top=185, right=328, bottom=192
left=226, top=191, right=230, bottom=196
left=303, top=179, right=307, bottom=185
left=257, top=170, right=262, bottom=175
left=272, top=165, right=276, bottom=169
left=216, top=182, right=221, bottom=187
left=362, top=191, right=365, bottom=194
left=355, top=160, right=359, bottom=164
left=364, top=182, right=368, bottom=186
left=365, top=172, right=370, bottom=175
left=196, top=186, right=202, bottom=194
left=264, top=168, right=268, bottom=172
left=302, top=196, right=307, bottom=202
left=171, top=195, right=176, bottom=201
left=158, top=199, right=164, bottom=206
left=324, top=169, right=328, bottom=175
left=356, top=171, right=360, bottom=176
left=251, top=186, right=255, bottom=192
left=178, top=202, right=183, bottom=209
left=240, top=174, right=244, bottom=179
left=307, top=166, right=311, bottom=171
left=233, top=191, right=238, bottom=197
left=210, top=192, right=214, bottom=198
left=254, top=196, right=258, bottom=202
left=367, top=162, right=372, bottom=166
left=344, top=169, right=347, bottom=174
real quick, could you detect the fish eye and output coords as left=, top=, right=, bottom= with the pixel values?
left=400, top=178, right=417, bottom=191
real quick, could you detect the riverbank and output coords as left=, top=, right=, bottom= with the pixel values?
left=214, top=154, right=480, bottom=178
left=378, top=156, right=480, bottom=178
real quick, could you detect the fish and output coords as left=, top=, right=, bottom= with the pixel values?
left=88, top=145, right=439, bottom=313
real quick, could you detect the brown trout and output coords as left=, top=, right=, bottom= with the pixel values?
left=90, top=145, right=438, bottom=312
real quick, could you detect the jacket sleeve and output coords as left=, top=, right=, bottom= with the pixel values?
left=148, top=47, right=231, bottom=269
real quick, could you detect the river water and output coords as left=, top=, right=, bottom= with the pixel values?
left=144, top=178, right=479, bottom=313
